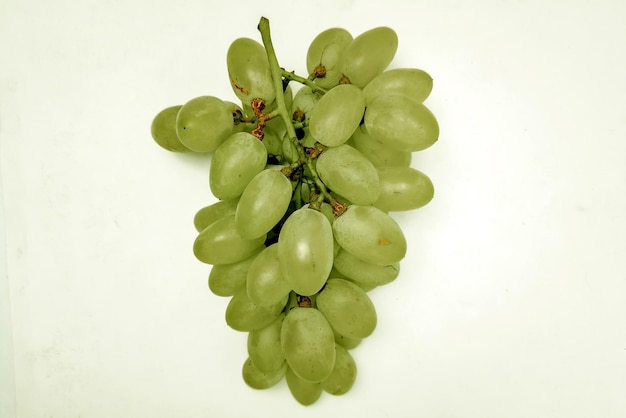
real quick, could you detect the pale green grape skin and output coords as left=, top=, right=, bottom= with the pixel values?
left=225, top=287, right=288, bottom=332
left=316, top=144, right=380, bottom=205
left=333, top=248, right=400, bottom=287
left=281, top=307, right=336, bottom=383
left=150, top=105, right=191, bottom=152
left=210, top=132, right=267, bottom=200
left=373, top=166, right=435, bottom=212
left=278, top=208, right=334, bottom=296
left=340, top=26, right=398, bottom=88
left=242, top=357, right=286, bottom=390
left=309, top=84, right=365, bottom=147
left=306, top=28, right=353, bottom=89
left=364, top=94, right=439, bottom=152
left=208, top=249, right=262, bottom=297
left=333, top=328, right=362, bottom=350
left=351, top=125, right=412, bottom=167
left=193, top=199, right=239, bottom=233
left=247, top=313, right=286, bottom=373
left=227, top=38, right=276, bottom=107
left=235, top=169, right=292, bottom=239
left=291, top=86, right=321, bottom=120
left=316, top=278, right=377, bottom=339
left=332, top=205, right=406, bottom=266
left=281, top=133, right=300, bottom=164
left=322, top=344, right=357, bottom=395
left=363, top=68, right=433, bottom=105
left=193, top=215, right=266, bottom=265
left=246, top=244, right=292, bottom=306
left=262, top=126, right=284, bottom=156
left=176, top=96, right=233, bottom=152
left=285, top=366, right=323, bottom=406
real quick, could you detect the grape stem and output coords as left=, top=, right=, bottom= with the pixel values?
left=281, top=69, right=327, bottom=94
left=258, top=16, right=338, bottom=208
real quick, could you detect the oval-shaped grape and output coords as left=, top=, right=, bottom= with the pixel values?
left=247, top=313, right=286, bottom=373
left=309, top=84, right=365, bottom=147
left=285, top=366, right=323, bottom=406
left=363, top=68, right=433, bottom=105
left=351, top=125, right=411, bottom=167
left=176, top=96, right=233, bottom=152
left=277, top=208, right=333, bottom=296
left=242, top=357, right=286, bottom=390
left=227, top=38, right=275, bottom=106
left=281, top=307, right=336, bottom=383
left=364, top=94, right=439, bottom=152
left=322, top=344, right=357, bottom=395
left=373, top=166, right=434, bottom=212
left=247, top=244, right=291, bottom=306
left=316, top=278, right=377, bottom=339
left=333, top=248, right=400, bottom=287
left=332, top=205, right=406, bottom=265
left=333, top=329, right=361, bottom=350
left=193, top=215, right=265, bottom=265
left=340, top=27, right=398, bottom=88
left=193, top=199, right=239, bottom=232
left=210, top=132, right=267, bottom=200
left=225, top=287, right=287, bottom=332
left=208, top=249, right=261, bottom=296
left=235, top=169, right=292, bottom=239
left=151, top=105, right=191, bottom=152
left=306, top=27, right=353, bottom=89
left=316, top=144, right=380, bottom=205
left=291, top=85, right=321, bottom=120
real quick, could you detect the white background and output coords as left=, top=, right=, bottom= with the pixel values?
left=1, top=0, right=625, bottom=417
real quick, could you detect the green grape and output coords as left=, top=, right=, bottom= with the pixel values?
left=208, top=249, right=262, bottom=297
left=242, top=357, right=286, bottom=390
left=247, top=313, right=286, bottom=373
left=364, top=94, right=439, bottom=152
left=322, top=344, right=357, bottom=395
left=333, top=248, right=399, bottom=288
left=309, top=84, right=365, bottom=147
left=373, top=166, right=434, bottom=212
left=193, top=215, right=266, bottom=265
left=176, top=96, right=233, bottom=152
left=227, top=37, right=276, bottom=107
left=316, top=144, right=380, bottom=205
left=306, top=27, right=353, bottom=89
left=285, top=366, right=323, bottom=406
left=277, top=208, right=334, bottom=296
left=225, top=286, right=288, bottom=332
left=247, top=244, right=292, bottom=306
left=281, top=307, right=336, bottom=383
left=235, top=169, right=292, bottom=239
left=333, top=329, right=362, bottom=350
left=339, top=26, right=398, bottom=88
left=316, top=278, right=377, bottom=339
left=193, top=199, right=239, bottom=233
left=363, top=68, right=433, bottom=105
left=350, top=125, right=412, bottom=167
left=224, top=101, right=248, bottom=133
left=291, top=85, right=321, bottom=119
left=210, top=132, right=267, bottom=200
left=150, top=105, right=191, bottom=152
left=281, top=133, right=300, bottom=164
left=332, top=205, right=406, bottom=266
left=262, top=125, right=284, bottom=156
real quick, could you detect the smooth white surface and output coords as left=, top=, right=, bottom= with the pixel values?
left=1, top=0, right=625, bottom=417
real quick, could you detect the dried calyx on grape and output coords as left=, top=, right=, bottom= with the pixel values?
left=150, top=16, right=438, bottom=406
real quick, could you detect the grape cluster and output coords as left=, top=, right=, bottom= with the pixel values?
left=150, top=17, right=438, bottom=405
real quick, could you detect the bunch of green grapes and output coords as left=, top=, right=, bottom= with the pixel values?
left=151, top=17, right=438, bottom=406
